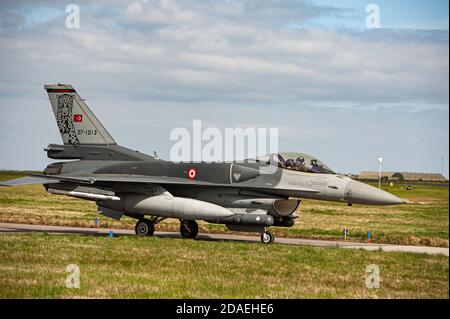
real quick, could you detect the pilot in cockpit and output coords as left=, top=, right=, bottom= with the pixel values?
left=309, top=159, right=321, bottom=173
left=275, top=153, right=335, bottom=175
left=295, top=156, right=306, bottom=171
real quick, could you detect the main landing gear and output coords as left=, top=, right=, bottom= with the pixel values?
left=135, top=219, right=154, bottom=237
left=180, top=220, right=198, bottom=239
left=134, top=218, right=198, bottom=239
left=261, top=231, right=275, bottom=244
left=135, top=217, right=166, bottom=237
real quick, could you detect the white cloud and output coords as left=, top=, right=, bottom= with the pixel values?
left=2, top=1, right=447, bottom=106
left=0, top=0, right=448, bottom=174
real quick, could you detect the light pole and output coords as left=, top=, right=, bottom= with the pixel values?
left=378, top=157, right=383, bottom=189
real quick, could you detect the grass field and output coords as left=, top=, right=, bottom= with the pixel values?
left=0, top=171, right=448, bottom=247
left=0, top=233, right=448, bottom=298
left=0, top=171, right=448, bottom=299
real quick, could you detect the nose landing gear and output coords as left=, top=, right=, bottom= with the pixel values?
left=180, top=220, right=199, bottom=239
left=261, top=231, right=274, bottom=244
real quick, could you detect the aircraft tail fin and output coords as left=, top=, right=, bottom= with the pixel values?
left=44, top=84, right=116, bottom=146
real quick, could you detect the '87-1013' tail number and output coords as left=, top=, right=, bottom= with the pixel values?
left=77, top=129, right=97, bottom=136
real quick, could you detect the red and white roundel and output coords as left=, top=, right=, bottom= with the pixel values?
left=187, top=167, right=197, bottom=180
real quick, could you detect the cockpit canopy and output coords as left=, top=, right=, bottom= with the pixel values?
left=255, top=152, right=335, bottom=174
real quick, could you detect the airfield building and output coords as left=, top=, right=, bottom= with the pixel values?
left=357, top=171, right=447, bottom=183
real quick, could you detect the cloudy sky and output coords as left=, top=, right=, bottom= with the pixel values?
left=0, top=0, right=448, bottom=176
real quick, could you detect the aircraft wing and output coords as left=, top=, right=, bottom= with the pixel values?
left=26, top=173, right=320, bottom=194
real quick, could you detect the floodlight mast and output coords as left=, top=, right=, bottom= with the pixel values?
left=378, top=157, right=383, bottom=189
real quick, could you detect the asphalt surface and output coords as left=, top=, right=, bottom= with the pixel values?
left=0, top=222, right=448, bottom=256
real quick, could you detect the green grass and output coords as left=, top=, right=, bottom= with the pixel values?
left=0, top=171, right=448, bottom=247
left=0, top=233, right=447, bottom=298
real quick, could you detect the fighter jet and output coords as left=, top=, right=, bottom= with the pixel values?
left=0, top=84, right=404, bottom=243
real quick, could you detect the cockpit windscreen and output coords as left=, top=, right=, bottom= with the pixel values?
left=271, top=152, right=335, bottom=174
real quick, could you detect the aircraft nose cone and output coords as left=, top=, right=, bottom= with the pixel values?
left=345, top=180, right=405, bottom=205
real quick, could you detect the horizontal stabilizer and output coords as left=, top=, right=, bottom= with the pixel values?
left=0, top=176, right=60, bottom=186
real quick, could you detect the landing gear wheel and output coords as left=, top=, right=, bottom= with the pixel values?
left=261, top=231, right=274, bottom=244
left=135, top=219, right=154, bottom=237
left=180, top=220, right=198, bottom=239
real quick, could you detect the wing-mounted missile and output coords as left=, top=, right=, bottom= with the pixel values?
left=47, top=184, right=120, bottom=201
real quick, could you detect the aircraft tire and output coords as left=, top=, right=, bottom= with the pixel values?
left=135, top=219, right=155, bottom=237
left=180, top=220, right=198, bottom=239
left=261, top=231, right=274, bottom=244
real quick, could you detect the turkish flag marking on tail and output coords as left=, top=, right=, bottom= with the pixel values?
left=73, top=114, right=83, bottom=122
